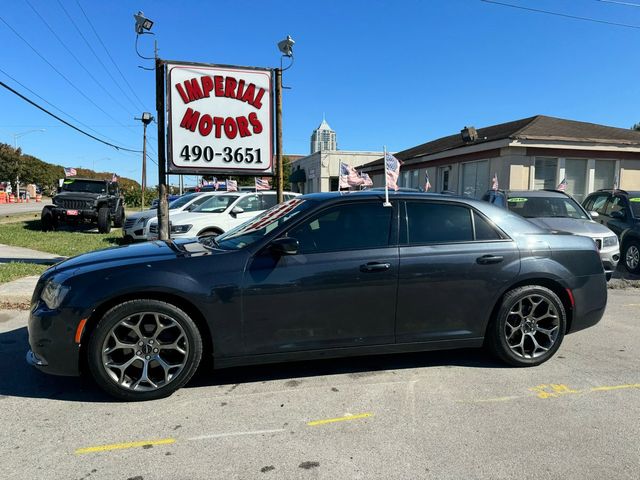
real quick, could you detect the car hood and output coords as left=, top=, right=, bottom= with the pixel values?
left=125, top=209, right=156, bottom=220
left=54, top=191, right=103, bottom=202
left=148, top=210, right=213, bottom=225
left=49, top=238, right=220, bottom=275
left=527, top=217, right=614, bottom=237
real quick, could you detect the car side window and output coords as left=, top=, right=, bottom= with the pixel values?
left=406, top=202, right=473, bottom=244
left=235, top=195, right=261, bottom=212
left=473, top=211, right=503, bottom=240
left=591, top=195, right=609, bottom=214
left=605, top=196, right=625, bottom=217
left=190, top=196, right=211, bottom=208
left=288, top=202, right=392, bottom=254
left=260, top=194, right=277, bottom=210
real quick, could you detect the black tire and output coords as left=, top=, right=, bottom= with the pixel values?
left=41, top=208, right=56, bottom=232
left=622, top=239, right=640, bottom=274
left=113, top=206, right=125, bottom=228
left=486, top=286, right=566, bottom=367
left=97, top=206, right=111, bottom=233
left=87, top=299, right=203, bottom=401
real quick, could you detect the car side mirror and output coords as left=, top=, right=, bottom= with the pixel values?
left=589, top=211, right=599, bottom=219
left=610, top=210, right=625, bottom=220
left=269, top=237, right=298, bottom=256
left=230, top=206, right=244, bottom=216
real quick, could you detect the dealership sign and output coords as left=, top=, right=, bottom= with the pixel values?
left=167, top=62, right=273, bottom=175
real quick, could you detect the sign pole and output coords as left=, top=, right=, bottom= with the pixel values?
left=275, top=67, right=283, bottom=203
left=155, top=48, right=169, bottom=241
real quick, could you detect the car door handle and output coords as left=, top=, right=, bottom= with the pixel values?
left=360, top=262, right=391, bottom=272
left=476, top=255, right=504, bottom=265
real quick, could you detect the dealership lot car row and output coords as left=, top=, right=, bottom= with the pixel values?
left=27, top=191, right=607, bottom=401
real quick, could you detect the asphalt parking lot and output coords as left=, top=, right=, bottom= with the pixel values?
left=1, top=289, right=638, bottom=480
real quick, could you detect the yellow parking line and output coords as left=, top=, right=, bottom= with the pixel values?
left=307, top=413, right=373, bottom=426
left=590, top=383, right=640, bottom=392
left=75, top=438, right=175, bottom=455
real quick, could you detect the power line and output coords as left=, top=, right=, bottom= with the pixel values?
left=0, top=66, right=129, bottom=146
left=72, top=0, right=149, bottom=112
left=597, top=0, right=640, bottom=7
left=0, top=79, right=142, bottom=153
left=481, top=0, right=640, bottom=29
left=0, top=13, right=133, bottom=129
left=24, top=0, right=136, bottom=118
left=55, top=0, right=144, bottom=115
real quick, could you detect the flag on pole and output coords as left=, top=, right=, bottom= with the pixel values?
left=64, top=167, right=77, bottom=177
left=385, top=152, right=401, bottom=191
left=613, top=175, right=619, bottom=191
left=111, top=173, right=118, bottom=182
left=227, top=179, right=238, bottom=192
left=339, top=162, right=365, bottom=189
left=557, top=178, right=568, bottom=191
left=255, top=177, right=271, bottom=191
left=491, top=173, right=499, bottom=191
left=424, top=171, right=431, bottom=192
left=359, top=171, right=373, bottom=187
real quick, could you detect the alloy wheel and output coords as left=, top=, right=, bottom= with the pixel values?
left=504, top=294, right=560, bottom=359
left=101, top=312, right=189, bottom=391
left=626, top=245, right=639, bottom=271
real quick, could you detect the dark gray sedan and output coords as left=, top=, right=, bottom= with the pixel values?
left=27, top=192, right=607, bottom=401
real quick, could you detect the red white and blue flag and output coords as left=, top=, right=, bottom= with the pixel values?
left=255, top=177, right=271, bottom=191
left=557, top=178, right=568, bottom=191
left=385, top=152, right=401, bottom=191
left=360, top=171, right=373, bottom=187
left=491, top=173, right=499, bottom=191
left=424, top=171, right=432, bottom=192
left=227, top=179, right=238, bottom=192
left=64, top=167, right=77, bottom=177
left=339, top=162, right=365, bottom=189
left=111, top=173, right=118, bottom=182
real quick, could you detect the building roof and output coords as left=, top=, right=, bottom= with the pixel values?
left=362, top=115, right=640, bottom=169
left=316, top=118, right=333, bottom=131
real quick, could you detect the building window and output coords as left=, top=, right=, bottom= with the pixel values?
left=534, top=157, right=558, bottom=189
left=461, top=160, right=489, bottom=199
left=565, top=158, right=588, bottom=202
left=594, top=160, right=616, bottom=191
left=330, top=177, right=339, bottom=191
left=411, top=170, right=419, bottom=189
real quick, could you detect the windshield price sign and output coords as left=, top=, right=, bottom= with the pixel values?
left=167, top=62, right=273, bottom=175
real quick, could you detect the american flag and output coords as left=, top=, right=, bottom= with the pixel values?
left=557, top=178, right=568, bottom=191
left=424, top=171, right=432, bottom=192
left=255, top=177, right=271, bottom=191
left=112, top=173, right=118, bottom=182
left=385, top=152, right=401, bottom=191
left=227, top=179, right=238, bottom=192
left=64, top=167, right=77, bottom=177
left=491, top=173, right=499, bottom=191
left=360, top=172, right=373, bottom=187
left=339, top=162, right=364, bottom=189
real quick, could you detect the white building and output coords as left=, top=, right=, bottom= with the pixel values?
left=310, top=117, right=337, bottom=153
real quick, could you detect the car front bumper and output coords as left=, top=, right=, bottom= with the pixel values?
left=598, top=245, right=620, bottom=275
left=50, top=207, right=98, bottom=222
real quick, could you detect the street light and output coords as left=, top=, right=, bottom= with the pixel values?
left=275, top=35, right=295, bottom=204
left=13, top=129, right=45, bottom=198
left=133, top=11, right=153, bottom=34
left=135, top=112, right=154, bottom=210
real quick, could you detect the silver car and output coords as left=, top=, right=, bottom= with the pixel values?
left=483, top=189, right=619, bottom=279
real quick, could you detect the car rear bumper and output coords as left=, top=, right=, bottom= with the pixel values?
left=567, top=273, right=608, bottom=334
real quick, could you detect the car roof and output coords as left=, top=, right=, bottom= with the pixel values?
left=502, top=190, right=571, bottom=198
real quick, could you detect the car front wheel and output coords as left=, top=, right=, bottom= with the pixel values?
left=623, top=240, right=640, bottom=274
left=87, top=299, right=203, bottom=401
left=487, top=286, right=566, bottom=367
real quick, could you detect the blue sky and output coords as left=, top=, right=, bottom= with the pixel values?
left=2, top=0, right=640, bottom=186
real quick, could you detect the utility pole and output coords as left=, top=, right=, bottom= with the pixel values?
left=135, top=112, right=154, bottom=211
left=275, top=67, right=283, bottom=204
left=155, top=45, right=169, bottom=240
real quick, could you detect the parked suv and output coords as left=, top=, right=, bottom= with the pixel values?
left=146, top=191, right=300, bottom=240
left=582, top=189, right=640, bottom=274
left=41, top=178, right=124, bottom=233
left=482, top=189, right=619, bottom=279
left=123, top=192, right=220, bottom=243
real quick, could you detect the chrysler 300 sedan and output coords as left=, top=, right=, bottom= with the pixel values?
left=27, top=192, right=608, bottom=401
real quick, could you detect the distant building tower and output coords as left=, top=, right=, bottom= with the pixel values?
left=310, top=116, right=337, bottom=154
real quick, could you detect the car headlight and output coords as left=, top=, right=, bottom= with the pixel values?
left=137, top=216, right=151, bottom=227
left=171, top=224, right=192, bottom=234
left=603, top=236, right=618, bottom=247
left=41, top=279, right=70, bottom=310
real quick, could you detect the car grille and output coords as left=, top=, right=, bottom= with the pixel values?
left=57, top=199, right=93, bottom=210
left=149, top=224, right=158, bottom=234
left=124, top=218, right=137, bottom=230
left=595, top=239, right=602, bottom=250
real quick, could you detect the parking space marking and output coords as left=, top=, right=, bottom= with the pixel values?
left=187, top=429, right=285, bottom=441
left=75, top=438, right=175, bottom=455
left=307, top=412, right=373, bottom=426
left=590, top=383, right=640, bottom=392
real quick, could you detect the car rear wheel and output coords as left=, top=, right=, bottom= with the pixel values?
left=113, top=206, right=125, bottom=228
left=97, top=207, right=111, bottom=233
left=87, top=299, right=203, bottom=401
left=623, top=240, right=640, bottom=274
left=487, top=286, right=566, bottom=367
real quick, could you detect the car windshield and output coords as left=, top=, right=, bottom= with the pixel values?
left=208, top=198, right=313, bottom=250
left=507, top=195, right=588, bottom=219
left=61, top=179, right=106, bottom=194
left=629, top=197, right=640, bottom=217
left=169, top=193, right=198, bottom=210
left=191, top=194, right=239, bottom=213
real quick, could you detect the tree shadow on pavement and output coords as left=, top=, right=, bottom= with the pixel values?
left=0, top=326, right=113, bottom=403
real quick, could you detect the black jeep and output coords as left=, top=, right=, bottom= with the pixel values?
left=41, top=178, right=125, bottom=233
